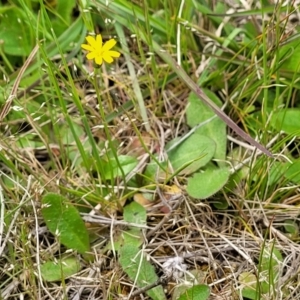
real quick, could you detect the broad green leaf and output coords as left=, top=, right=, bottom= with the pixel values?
left=41, top=193, right=90, bottom=254
left=16, top=133, right=44, bottom=149
left=102, top=155, right=138, bottom=180
left=239, top=272, right=257, bottom=300
left=172, top=269, right=208, bottom=300
left=57, top=0, right=76, bottom=21
left=279, top=39, right=300, bottom=73
left=145, top=134, right=215, bottom=182
left=61, top=122, right=84, bottom=144
left=284, top=160, right=300, bottom=184
left=40, top=256, right=81, bottom=282
left=119, top=202, right=166, bottom=299
left=123, top=201, right=147, bottom=246
left=51, top=0, right=77, bottom=36
left=187, top=89, right=226, bottom=162
left=187, top=167, right=230, bottom=199
left=284, top=220, right=299, bottom=235
left=260, top=246, right=283, bottom=273
left=213, top=199, right=228, bottom=210
left=267, top=161, right=289, bottom=186
left=178, top=284, right=210, bottom=300
left=270, top=109, right=300, bottom=136
left=119, top=244, right=165, bottom=300
left=123, top=201, right=147, bottom=225
left=167, top=134, right=215, bottom=174
left=0, top=7, right=34, bottom=56
left=259, top=246, right=283, bottom=293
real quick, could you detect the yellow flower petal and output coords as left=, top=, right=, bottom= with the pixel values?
left=86, top=52, right=96, bottom=60
left=96, top=34, right=103, bottom=47
left=102, top=54, right=114, bottom=63
left=85, top=36, right=97, bottom=48
left=95, top=56, right=103, bottom=65
left=102, top=39, right=117, bottom=52
left=106, top=50, right=120, bottom=58
left=81, top=44, right=94, bottom=51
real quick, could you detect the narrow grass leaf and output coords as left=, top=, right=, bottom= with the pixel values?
left=41, top=193, right=90, bottom=254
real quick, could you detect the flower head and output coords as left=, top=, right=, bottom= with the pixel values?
left=81, top=34, right=120, bottom=66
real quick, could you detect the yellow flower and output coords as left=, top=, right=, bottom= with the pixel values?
left=81, top=34, right=120, bottom=65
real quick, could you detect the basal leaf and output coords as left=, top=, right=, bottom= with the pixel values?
left=119, top=244, right=165, bottom=300
left=187, top=167, right=230, bottom=199
left=119, top=202, right=166, bottom=299
left=0, top=7, right=34, bottom=56
left=102, top=155, right=138, bottom=180
left=40, top=256, right=81, bottom=282
left=187, top=89, right=226, bottom=162
left=177, top=284, right=210, bottom=300
left=167, top=134, right=216, bottom=175
left=284, top=160, right=300, bottom=184
left=270, top=109, right=300, bottom=136
left=239, top=272, right=257, bottom=300
left=41, top=193, right=90, bottom=254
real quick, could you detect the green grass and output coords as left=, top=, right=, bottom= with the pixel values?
left=1, top=0, right=300, bottom=299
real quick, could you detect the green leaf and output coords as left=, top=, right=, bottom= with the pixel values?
left=56, top=0, right=76, bottom=21
left=102, top=155, right=138, bottom=180
left=259, top=246, right=283, bottom=293
left=123, top=201, right=147, bottom=225
left=284, top=220, right=299, bottom=235
left=177, top=284, right=210, bottom=300
left=167, top=134, right=216, bottom=174
left=267, top=161, right=289, bottom=186
left=41, top=193, right=90, bottom=254
left=0, top=7, right=34, bottom=56
left=119, top=202, right=166, bottom=300
left=260, top=246, right=283, bottom=273
left=213, top=199, right=228, bottom=210
left=119, top=244, right=165, bottom=300
left=284, top=160, right=300, bottom=184
left=51, top=0, right=77, bottom=36
left=187, top=167, right=230, bottom=199
left=239, top=272, right=257, bottom=300
left=61, top=122, right=84, bottom=144
left=123, top=201, right=147, bottom=246
left=270, top=109, right=300, bottom=136
left=279, top=39, right=300, bottom=73
left=145, top=134, right=215, bottom=182
left=187, top=89, right=227, bottom=163
left=40, top=256, right=81, bottom=282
